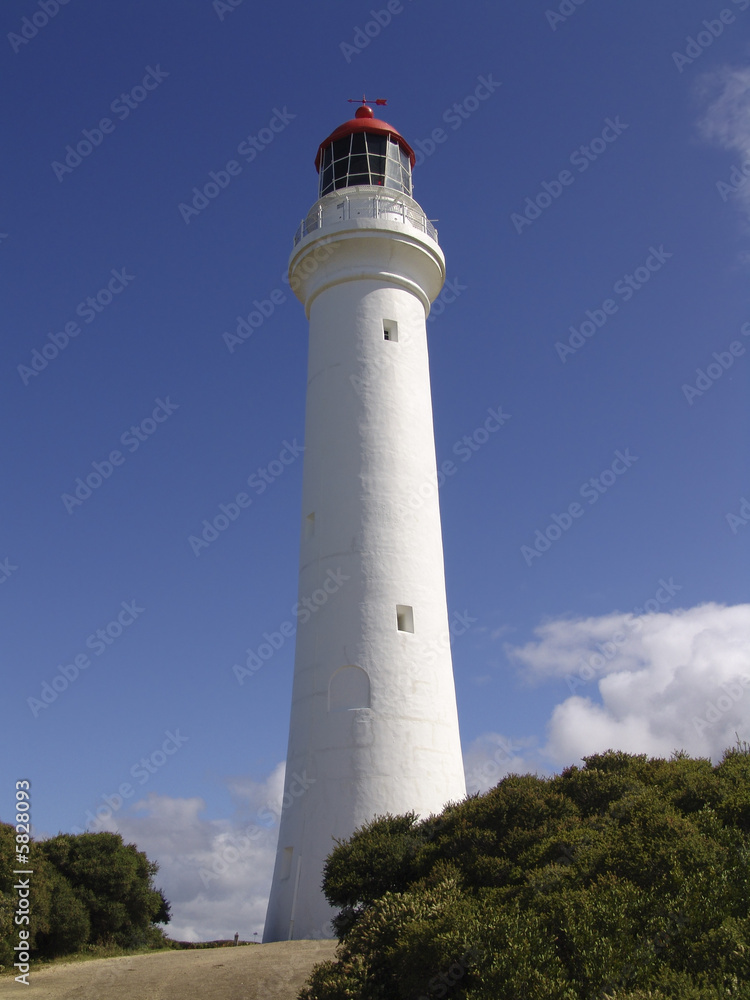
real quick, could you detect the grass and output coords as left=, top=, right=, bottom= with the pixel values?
left=0, top=936, right=259, bottom=976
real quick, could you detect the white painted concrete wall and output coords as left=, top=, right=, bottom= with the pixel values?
left=263, top=186, right=466, bottom=943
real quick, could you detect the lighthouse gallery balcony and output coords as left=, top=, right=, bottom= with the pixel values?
left=294, top=189, right=438, bottom=247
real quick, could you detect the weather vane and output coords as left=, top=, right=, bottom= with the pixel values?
left=348, top=95, right=387, bottom=107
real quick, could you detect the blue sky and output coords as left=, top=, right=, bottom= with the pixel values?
left=2, top=0, right=749, bottom=940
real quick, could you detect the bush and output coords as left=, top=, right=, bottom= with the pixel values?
left=300, top=747, right=750, bottom=1000
left=0, top=824, right=170, bottom=964
left=39, top=831, right=168, bottom=948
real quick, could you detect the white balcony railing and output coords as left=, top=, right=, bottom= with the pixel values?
left=294, top=192, right=438, bottom=246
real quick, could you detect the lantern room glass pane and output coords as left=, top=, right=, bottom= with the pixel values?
left=349, top=153, right=369, bottom=175
left=333, top=158, right=349, bottom=181
left=331, top=136, right=351, bottom=161
left=385, top=156, right=400, bottom=179
left=365, top=134, right=387, bottom=157
left=319, top=132, right=412, bottom=197
left=369, top=158, right=386, bottom=186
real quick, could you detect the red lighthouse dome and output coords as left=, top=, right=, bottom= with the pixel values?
left=315, top=105, right=416, bottom=198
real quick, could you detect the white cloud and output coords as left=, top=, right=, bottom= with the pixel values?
left=697, top=65, right=750, bottom=214
left=505, top=603, right=750, bottom=766
left=697, top=66, right=750, bottom=151
left=90, top=764, right=287, bottom=942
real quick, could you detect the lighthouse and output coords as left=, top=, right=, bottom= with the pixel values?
left=263, top=102, right=466, bottom=942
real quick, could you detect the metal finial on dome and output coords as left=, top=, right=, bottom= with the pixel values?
left=348, top=96, right=387, bottom=118
left=347, top=95, right=387, bottom=108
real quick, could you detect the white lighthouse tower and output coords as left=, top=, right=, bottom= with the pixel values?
left=263, top=102, right=466, bottom=942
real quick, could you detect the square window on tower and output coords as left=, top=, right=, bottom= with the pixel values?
left=383, top=320, right=398, bottom=342
left=396, top=605, right=414, bottom=633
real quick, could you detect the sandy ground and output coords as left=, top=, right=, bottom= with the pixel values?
left=0, top=940, right=337, bottom=1000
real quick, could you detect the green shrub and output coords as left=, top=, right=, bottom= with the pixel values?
left=39, top=831, right=168, bottom=948
left=0, top=823, right=170, bottom=964
left=300, top=747, right=750, bottom=1000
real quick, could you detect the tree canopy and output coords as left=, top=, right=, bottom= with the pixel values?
left=300, top=746, right=750, bottom=1000
left=0, top=826, right=169, bottom=966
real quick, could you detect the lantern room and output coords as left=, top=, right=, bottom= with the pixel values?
left=315, top=105, right=416, bottom=199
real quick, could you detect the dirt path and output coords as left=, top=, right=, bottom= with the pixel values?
left=0, top=940, right=337, bottom=1000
